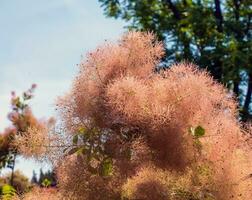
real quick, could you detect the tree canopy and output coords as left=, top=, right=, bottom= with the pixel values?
left=99, top=0, right=252, bottom=120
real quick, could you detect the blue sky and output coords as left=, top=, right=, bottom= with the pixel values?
left=0, top=0, right=125, bottom=178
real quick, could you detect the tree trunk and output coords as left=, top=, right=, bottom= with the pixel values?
left=233, top=80, right=239, bottom=97
left=211, top=57, right=222, bottom=82
left=214, top=0, right=223, bottom=32
left=10, top=153, right=16, bottom=186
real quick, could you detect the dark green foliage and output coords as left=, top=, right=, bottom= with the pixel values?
left=99, top=0, right=252, bottom=120
left=41, top=178, right=52, bottom=188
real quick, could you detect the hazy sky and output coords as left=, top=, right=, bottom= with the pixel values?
left=0, top=0, right=125, bottom=178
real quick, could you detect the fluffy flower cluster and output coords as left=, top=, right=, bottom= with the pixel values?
left=13, top=117, right=55, bottom=159
left=15, top=188, right=61, bottom=200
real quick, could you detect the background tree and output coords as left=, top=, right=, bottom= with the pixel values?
left=99, top=0, right=252, bottom=120
left=38, top=169, right=44, bottom=185
left=31, top=170, right=38, bottom=185
left=0, top=85, right=51, bottom=185
left=0, top=85, right=37, bottom=185
left=0, top=86, right=54, bottom=199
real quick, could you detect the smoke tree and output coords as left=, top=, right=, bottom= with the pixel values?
left=7, top=32, right=252, bottom=199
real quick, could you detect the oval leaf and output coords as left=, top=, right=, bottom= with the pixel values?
left=100, top=158, right=113, bottom=177
left=73, top=135, right=78, bottom=144
left=194, top=126, right=205, bottom=137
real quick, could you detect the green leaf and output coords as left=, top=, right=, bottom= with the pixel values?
left=78, top=127, right=86, bottom=134
left=76, top=147, right=85, bottom=155
left=100, top=158, right=113, bottom=177
left=194, top=126, right=205, bottom=137
left=73, top=135, right=78, bottom=144
left=189, top=125, right=205, bottom=138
